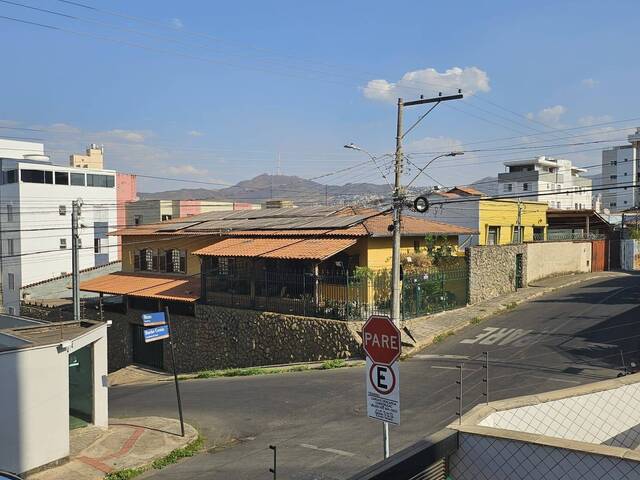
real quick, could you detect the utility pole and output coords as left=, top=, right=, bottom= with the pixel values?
left=516, top=199, right=523, bottom=244
left=72, top=199, right=83, bottom=321
left=385, top=92, right=463, bottom=458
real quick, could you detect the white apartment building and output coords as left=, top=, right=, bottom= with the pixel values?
left=601, top=128, right=640, bottom=212
left=0, top=139, right=118, bottom=314
left=497, top=156, right=592, bottom=210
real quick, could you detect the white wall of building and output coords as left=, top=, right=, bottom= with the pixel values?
left=1, top=145, right=118, bottom=313
left=0, top=323, right=107, bottom=474
left=498, top=157, right=592, bottom=210
left=0, top=344, right=69, bottom=474
left=424, top=200, right=480, bottom=247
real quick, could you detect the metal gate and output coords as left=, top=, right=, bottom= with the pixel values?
left=132, top=324, right=164, bottom=370
left=515, top=253, right=524, bottom=289
left=591, top=239, right=607, bottom=272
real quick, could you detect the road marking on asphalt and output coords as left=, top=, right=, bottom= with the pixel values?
left=299, top=443, right=356, bottom=457
left=415, top=354, right=470, bottom=360
left=527, top=375, right=580, bottom=384
left=460, top=327, right=533, bottom=346
left=430, top=366, right=460, bottom=370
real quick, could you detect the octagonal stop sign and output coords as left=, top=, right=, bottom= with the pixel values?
left=362, top=314, right=402, bottom=365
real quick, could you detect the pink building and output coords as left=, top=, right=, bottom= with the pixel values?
left=116, top=173, right=138, bottom=259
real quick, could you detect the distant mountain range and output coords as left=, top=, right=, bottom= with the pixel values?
left=138, top=173, right=502, bottom=205
left=139, top=174, right=393, bottom=206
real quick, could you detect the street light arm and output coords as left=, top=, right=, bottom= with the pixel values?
left=343, top=144, right=392, bottom=187
left=405, top=153, right=448, bottom=188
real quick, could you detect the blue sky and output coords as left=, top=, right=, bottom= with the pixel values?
left=1, top=0, right=639, bottom=192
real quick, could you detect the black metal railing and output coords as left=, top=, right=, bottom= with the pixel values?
left=203, top=264, right=468, bottom=321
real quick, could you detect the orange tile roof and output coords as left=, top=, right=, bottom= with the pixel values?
left=448, top=185, right=485, bottom=196
left=193, top=237, right=357, bottom=260
left=80, top=273, right=200, bottom=302
left=361, top=212, right=477, bottom=236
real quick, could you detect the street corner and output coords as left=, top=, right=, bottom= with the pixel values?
left=28, top=416, right=199, bottom=480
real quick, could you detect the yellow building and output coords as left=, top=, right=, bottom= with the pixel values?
left=70, top=144, right=104, bottom=169
left=428, top=188, right=548, bottom=245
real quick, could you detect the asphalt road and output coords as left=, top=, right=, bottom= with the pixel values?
left=109, top=273, right=640, bottom=480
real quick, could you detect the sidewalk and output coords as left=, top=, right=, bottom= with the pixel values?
left=30, top=417, right=198, bottom=480
left=403, top=271, right=628, bottom=357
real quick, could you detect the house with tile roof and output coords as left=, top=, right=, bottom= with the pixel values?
left=80, top=206, right=476, bottom=319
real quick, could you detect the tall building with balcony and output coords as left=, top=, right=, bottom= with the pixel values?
left=497, top=156, right=592, bottom=210
left=0, top=139, right=119, bottom=314
left=601, top=128, right=640, bottom=212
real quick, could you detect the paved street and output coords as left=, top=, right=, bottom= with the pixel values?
left=109, top=273, right=640, bottom=480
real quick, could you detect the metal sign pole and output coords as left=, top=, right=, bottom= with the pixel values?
left=269, top=445, right=277, bottom=479
left=483, top=351, right=489, bottom=404
left=383, top=422, right=389, bottom=458
left=164, top=306, right=185, bottom=437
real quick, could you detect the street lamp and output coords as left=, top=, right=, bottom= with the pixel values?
left=406, top=151, right=464, bottom=188
left=344, top=143, right=391, bottom=186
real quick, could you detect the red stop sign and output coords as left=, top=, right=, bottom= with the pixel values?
left=362, top=315, right=402, bottom=365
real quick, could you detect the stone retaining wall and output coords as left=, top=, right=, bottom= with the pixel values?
left=467, top=244, right=527, bottom=304
left=20, top=302, right=363, bottom=373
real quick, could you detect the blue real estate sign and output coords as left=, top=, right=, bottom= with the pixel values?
left=142, top=311, right=166, bottom=327
left=143, top=325, right=170, bottom=343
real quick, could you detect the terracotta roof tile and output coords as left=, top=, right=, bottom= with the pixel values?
left=193, top=237, right=357, bottom=260
left=449, top=185, right=485, bottom=196
left=80, top=273, right=200, bottom=302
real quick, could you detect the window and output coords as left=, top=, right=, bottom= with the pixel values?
left=165, top=249, right=186, bottom=273
left=161, top=214, right=172, bottom=221
left=7, top=239, right=14, bottom=256
left=610, top=202, right=617, bottom=207
left=94, top=238, right=101, bottom=254
left=8, top=273, right=14, bottom=291
left=55, top=171, right=69, bottom=185
left=533, top=227, right=545, bottom=241
left=70, top=173, right=85, bottom=186
left=134, top=215, right=143, bottom=226
left=59, top=205, right=67, bottom=216
left=557, top=202, right=561, bottom=208
left=136, top=248, right=155, bottom=271
left=7, top=204, right=13, bottom=222
left=575, top=203, right=579, bottom=209
left=612, top=160, right=618, bottom=166
left=413, top=240, right=421, bottom=252
left=504, top=184, right=512, bottom=192
left=21, top=169, right=52, bottom=183
left=625, top=172, right=628, bottom=176
left=87, top=174, right=115, bottom=188
left=487, top=226, right=500, bottom=245
left=60, top=238, right=67, bottom=249
left=3, top=169, right=17, bottom=184
left=512, top=226, right=524, bottom=243
left=522, top=183, right=529, bottom=191
left=610, top=175, right=618, bottom=180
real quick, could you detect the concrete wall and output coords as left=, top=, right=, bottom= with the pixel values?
left=467, top=241, right=594, bottom=304
left=0, top=345, right=69, bottom=474
left=467, top=244, right=527, bottom=304
left=526, top=241, right=591, bottom=283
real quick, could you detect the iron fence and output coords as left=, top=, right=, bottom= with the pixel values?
left=203, top=263, right=468, bottom=321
